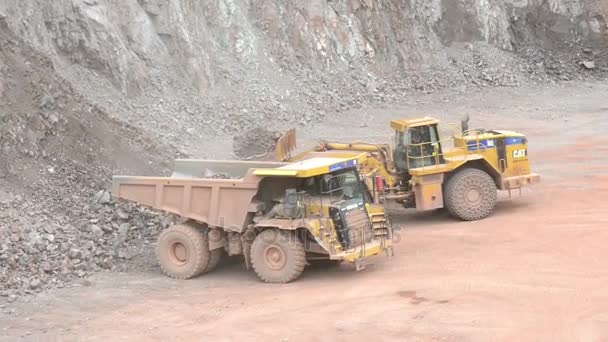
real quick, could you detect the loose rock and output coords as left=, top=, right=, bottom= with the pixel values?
left=580, top=60, right=595, bottom=69
left=94, top=190, right=111, bottom=204
left=90, top=225, right=103, bottom=236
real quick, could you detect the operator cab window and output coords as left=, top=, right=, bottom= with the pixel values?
left=300, top=169, right=364, bottom=200
left=404, top=124, right=442, bottom=168
left=406, top=126, right=433, bottom=146
left=300, top=177, right=318, bottom=195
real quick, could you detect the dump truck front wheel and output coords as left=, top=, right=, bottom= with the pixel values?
left=156, top=223, right=210, bottom=279
left=444, top=168, right=497, bottom=221
left=251, top=229, right=306, bottom=283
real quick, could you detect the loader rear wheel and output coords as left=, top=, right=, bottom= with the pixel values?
left=444, top=168, right=497, bottom=221
left=251, top=229, right=306, bottom=283
left=156, top=223, right=209, bottom=279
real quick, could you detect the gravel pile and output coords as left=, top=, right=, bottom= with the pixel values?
left=0, top=166, right=176, bottom=305
left=232, top=127, right=281, bottom=160
left=0, top=28, right=176, bottom=305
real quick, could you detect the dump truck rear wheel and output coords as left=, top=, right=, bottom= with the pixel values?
left=444, top=168, right=497, bottom=221
left=156, top=223, right=210, bottom=279
left=251, top=229, right=306, bottom=283
left=205, top=248, right=223, bottom=273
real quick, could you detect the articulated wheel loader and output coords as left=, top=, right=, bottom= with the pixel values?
left=112, top=157, right=393, bottom=283
left=275, top=116, right=540, bottom=221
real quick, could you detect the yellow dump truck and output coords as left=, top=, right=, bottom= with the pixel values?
left=276, top=116, right=540, bottom=221
left=112, top=157, right=393, bottom=283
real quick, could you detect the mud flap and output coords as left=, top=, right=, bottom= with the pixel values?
left=355, top=259, right=366, bottom=271
left=240, top=228, right=257, bottom=270
left=386, top=246, right=394, bottom=257
left=208, top=228, right=226, bottom=251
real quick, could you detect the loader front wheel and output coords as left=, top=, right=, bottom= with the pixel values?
left=251, top=229, right=306, bottom=283
left=156, top=223, right=209, bottom=279
left=444, top=168, right=497, bottom=221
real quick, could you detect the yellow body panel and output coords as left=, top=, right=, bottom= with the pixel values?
left=504, top=143, right=532, bottom=177
left=298, top=150, right=369, bottom=162
left=304, top=200, right=390, bottom=257
left=365, top=203, right=385, bottom=215
left=408, top=153, right=475, bottom=176
left=358, top=153, right=398, bottom=187
left=304, top=218, right=344, bottom=254
left=411, top=173, right=445, bottom=210
left=254, top=157, right=358, bottom=178
left=339, top=239, right=392, bottom=262
left=252, top=169, right=299, bottom=177
left=452, top=130, right=536, bottom=189
left=391, top=117, right=440, bottom=131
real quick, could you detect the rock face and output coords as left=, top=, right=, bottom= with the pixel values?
left=3, top=1, right=605, bottom=81
left=0, top=1, right=605, bottom=141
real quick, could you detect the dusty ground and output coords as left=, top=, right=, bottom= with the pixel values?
left=1, top=81, right=607, bottom=341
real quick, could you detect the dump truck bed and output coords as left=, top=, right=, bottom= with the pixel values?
left=112, top=157, right=364, bottom=231
left=112, top=160, right=284, bottom=231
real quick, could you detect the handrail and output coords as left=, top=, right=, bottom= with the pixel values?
left=404, top=128, right=488, bottom=171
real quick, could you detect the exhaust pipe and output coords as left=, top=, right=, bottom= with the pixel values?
left=461, top=114, right=470, bottom=135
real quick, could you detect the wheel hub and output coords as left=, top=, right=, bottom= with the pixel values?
left=465, top=187, right=482, bottom=204
left=170, top=242, right=188, bottom=265
left=264, top=245, right=286, bottom=270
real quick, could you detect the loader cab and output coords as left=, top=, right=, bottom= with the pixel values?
left=391, top=117, right=445, bottom=172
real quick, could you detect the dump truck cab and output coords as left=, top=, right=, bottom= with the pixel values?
left=252, top=157, right=392, bottom=265
left=112, top=156, right=393, bottom=283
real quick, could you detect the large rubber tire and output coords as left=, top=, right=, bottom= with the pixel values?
left=205, top=248, right=223, bottom=273
left=444, top=168, right=497, bottom=221
left=250, top=229, right=306, bottom=283
left=156, top=223, right=210, bottom=279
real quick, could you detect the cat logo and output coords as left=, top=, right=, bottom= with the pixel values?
left=513, top=149, right=527, bottom=159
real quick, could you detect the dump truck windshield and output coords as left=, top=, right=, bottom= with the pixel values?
left=299, top=167, right=369, bottom=204
left=323, top=169, right=363, bottom=201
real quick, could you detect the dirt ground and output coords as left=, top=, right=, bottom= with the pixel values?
left=1, top=81, right=608, bottom=341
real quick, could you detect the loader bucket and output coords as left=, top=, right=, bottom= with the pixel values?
left=275, top=128, right=297, bottom=162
